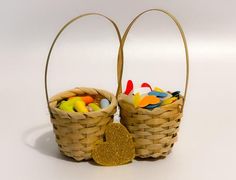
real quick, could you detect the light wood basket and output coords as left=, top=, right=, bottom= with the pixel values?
left=44, top=13, right=123, bottom=161
left=118, top=9, right=190, bottom=158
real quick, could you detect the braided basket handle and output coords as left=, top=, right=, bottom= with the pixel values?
left=45, top=13, right=123, bottom=116
left=117, top=9, right=190, bottom=111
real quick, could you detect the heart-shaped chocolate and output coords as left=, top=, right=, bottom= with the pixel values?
left=92, top=123, right=135, bottom=166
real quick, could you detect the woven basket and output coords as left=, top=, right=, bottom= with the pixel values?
left=49, top=88, right=117, bottom=161
left=118, top=9, right=190, bottom=158
left=44, top=13, right=123, bottom=161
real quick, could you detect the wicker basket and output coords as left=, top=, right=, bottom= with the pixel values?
left=44, top=13, right=123, bottom=161
left=118, top=9, right=190, bottom=158
left=49, top=88, right=117, bottom=161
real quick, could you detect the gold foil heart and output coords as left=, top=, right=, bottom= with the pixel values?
left=92, top=123, right=135, bottom=166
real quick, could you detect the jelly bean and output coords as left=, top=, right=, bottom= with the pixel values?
left=67, top=97, right=82, bottom=106
left=172, top=91, right=180, bottom=97
left=74, top=101, right=88, bottom=113
left=81, top=96, right=94, bottom=105
left=141, top=82, right=152, bottom=91
left=59, top=101, right=75, bottom=112
left=124, top=80, right=134, bottom=95
left=161, top=97, right=178, bottom=106
left=88, top=103, right=101, bottom=111
left=145, top=103, right=162, bottom=109
left=139, top=95, right=161, bottom=108
left=100, top=99, right=110, bottom=109
left=133, top=93, right=141, bottom=108
left=148, top=91, right=168, bottom=98
left=154, top=87, right=164, bottom=92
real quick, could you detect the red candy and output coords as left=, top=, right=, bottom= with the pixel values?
left=124, top=80, right=134, bottom=95
left=141, top=82, right=152, bottom=91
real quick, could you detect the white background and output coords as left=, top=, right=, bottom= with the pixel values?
left=0, top=0, right=236, bottom=180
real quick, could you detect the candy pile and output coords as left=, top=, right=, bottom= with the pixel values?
left=58, top=95, right=110, bottom=113
left=123, top=80, right=180, bottom=110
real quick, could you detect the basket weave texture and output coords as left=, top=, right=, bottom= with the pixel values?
left=118, top=94, right=183, bottom=158
left=49, top=87, right=117, bottom=161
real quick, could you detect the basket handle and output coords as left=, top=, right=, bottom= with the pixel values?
left=45, top=13, right=123, bottom=116
left=117, top=9, right=189, bottom=111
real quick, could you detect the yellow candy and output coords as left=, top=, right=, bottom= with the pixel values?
left=74, top=101, right=88, bottom=113
left=154, top=87, right=164, bottom=92
left=133, top=93, right=141, bottom=108
left=161, top=97, right=177, bottom=106
left=88, top=103, right=101, bottom=111
left=59, top=101, right=75, bottom=112
left=67, top=97, right=82, bottom=106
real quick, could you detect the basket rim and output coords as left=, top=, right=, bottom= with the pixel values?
left=118, top=93, right=183, bottom=115
left=49, top=87, right=117, bottom=116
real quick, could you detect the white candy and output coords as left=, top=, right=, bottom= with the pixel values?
left=133, top=87, right=151, bottom=96
left=100, top=99, right=110, bottom=109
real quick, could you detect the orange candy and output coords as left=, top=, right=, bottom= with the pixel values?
left=138, top=95, right=160, bottom=108
left=81, top=96, right=94, bottom=105
left=68, top=96, right=94, bottom=105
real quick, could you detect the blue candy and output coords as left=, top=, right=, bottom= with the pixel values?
left=100, top=98, right=110, bottom=109
left=145, top=103, right=162, bottom=109
left=148, top=91, right=168, bottom=98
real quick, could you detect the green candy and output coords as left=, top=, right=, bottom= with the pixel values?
left=88, top=103, right=101, bottom=111
left=59, top=100, right=75, bottom=112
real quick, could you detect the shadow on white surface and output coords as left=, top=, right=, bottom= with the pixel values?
left=22, top=124, right=167, bottom=165
left=22, top=124, right=78, bottom=162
